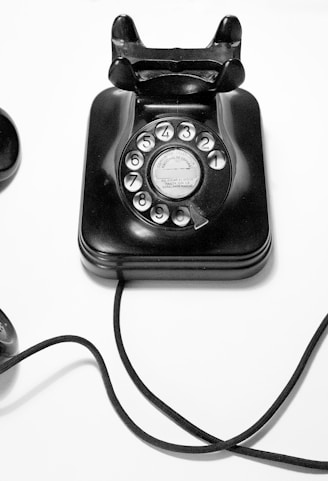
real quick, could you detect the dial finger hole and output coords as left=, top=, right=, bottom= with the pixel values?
left=196, top=132, right=215, bottom=151
left=150, top=204, right=170, bottom=224
left=177, top=122, right=196, bottom=142
left=207, top=150, right=227, bottom=170
left=137, top=132, right=155, bottom=152
left=125, top=150, right=144, bottom=170
left=172, top=206, right=191, bottom=227
left=124, top=172, right=143, bottom=192
left=133, top=191, right=152, bottom=212
left=155, top=122, right=174, bottom=142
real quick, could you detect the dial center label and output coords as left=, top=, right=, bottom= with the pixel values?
left=151, top=148, right=201, bottom=199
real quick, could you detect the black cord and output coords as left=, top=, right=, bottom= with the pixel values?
left=0, top=280, right=327, bottom=469
left=114, top=281, right=328, bottom=468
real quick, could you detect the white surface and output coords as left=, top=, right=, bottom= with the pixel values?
left=0, top=0, right=328, bottom=479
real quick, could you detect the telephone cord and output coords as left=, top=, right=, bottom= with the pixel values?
left=0, top=280, right=326, bottom=469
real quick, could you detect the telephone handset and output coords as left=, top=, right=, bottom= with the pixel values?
left=79, top=15, right=271, bottom=280
left=0, top=109, right=19, bottom=185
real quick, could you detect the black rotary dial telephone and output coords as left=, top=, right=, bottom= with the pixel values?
left=1, top=13, right=328, bottom=474
left=79, top=14, right=271, bottom=280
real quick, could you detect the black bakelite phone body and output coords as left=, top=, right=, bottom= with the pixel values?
left=79, top=15, right=271, bottom=280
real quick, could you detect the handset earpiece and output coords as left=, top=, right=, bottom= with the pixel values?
left=0, top=309, right=18, bottom=359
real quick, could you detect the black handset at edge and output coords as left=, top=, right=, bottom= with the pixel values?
left=78, top=14, right=271, bottom=280
left=0, top=108, right=19, bottom=185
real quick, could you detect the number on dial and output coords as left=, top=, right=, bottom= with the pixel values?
left=177, top=122, right=196, bottom=142
left=150, top=204, right=170, bottom=224
left=125, top=151, right=144, bottom=170
left=155, top=122, right=174, bottom=142
left=196, top=132, right=215, bottom=151
left=124, top=172, right=143, bottom=192
left=133, top=191, right=152, bottom=212
left=207, top=150, right=227, bottom=170
left=172, top=207, right=191, bottom=227
left=137, top=132, right=155, bottom=152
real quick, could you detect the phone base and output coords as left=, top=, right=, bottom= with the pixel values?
left=79, top=85, right=271, bottom=281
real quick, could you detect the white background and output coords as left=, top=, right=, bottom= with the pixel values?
left=0, top=0, right=328, bottom=479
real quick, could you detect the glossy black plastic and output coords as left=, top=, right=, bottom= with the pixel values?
left=0, top=109, right=20, bottom=183
left=109, top=14, right=244, bottom=97
left=0, top=310, right=18, bottom=358
left=79, top=15, right=271, bottom=280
